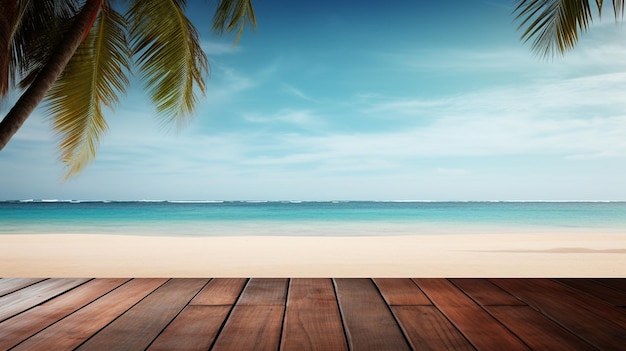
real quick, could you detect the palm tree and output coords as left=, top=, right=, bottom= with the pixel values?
left=514, top=0, right=624, bottom=57
left=0, top=0, right=256, bottom=178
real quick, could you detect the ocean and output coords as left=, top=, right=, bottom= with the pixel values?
left=1, top=200, right=625, bottom=236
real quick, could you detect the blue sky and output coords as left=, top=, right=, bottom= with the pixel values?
left=1, top=0, right=626, bottom=200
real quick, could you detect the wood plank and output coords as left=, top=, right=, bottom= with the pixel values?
left=147, top=305, right=231, bottom=351
left=77, top=278, right=209, bottom=351
left=334, top=278, right=411, bottom=351
left=0, top=278, right=47, bottom=297
left=238, top=278, right=288, bottom=306
left=280, top=278, right=348, bottom=351
left=211, top=305, right=285, bottom=351
left=505, top=279, right=626, bottom=328
left=392, top=306, right=475, bottom=350
left=0, top=278, right=89, bottom=322
left=558, top=279, right=626, bottom=306
left=0, top=278, right=128, bottom=350
left=594, top=278, right=626, bottom=293
left=414, top=278, right=530, bottom=351
left=190, top=278, right=247, bottom=305
left=451, top=278, right=526, bottom=306
left=373, top=278, right=431, bottom=305
left=486, top=306, right=596, bottom=351
left=491, top=278, right=626, bottom=350
left=12, top=278, right=167, bottom=351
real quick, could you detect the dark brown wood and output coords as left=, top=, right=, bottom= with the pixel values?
left=451, top=278, right=526, bottom=306
left=237, top=278, right=289, bottom=306
left=414, top=278, right=530, bottom=350
left=0, top=278, right=88, bottom=322
left=212, top=305, right=285, bottom=351
left=147, top=305, right=232, bottom=351
left=374, top=278, right=431, bottom=305
left=1, top=278, right=624, bottom=350
left=12, top=278, right=168, bottom=351
left=595, top=278, right=626, bottom=293
left=392, top=305, right=475, bottom=350
left=77, top=278, right=209, bottom=351
left=557, top=278, right=626, bottom=306
left=0, top=278, right=46, bottom=297
left=190, top=278, right=247, bottom=305
left=280, top=278, right=348, bottom=351
left=334, top=278, right=411, bottom=351
left=491, top=278, right=626, bottom=350
left=0, top=278, right=128, bottom=350
left=486, top=305, right=597, bottom=351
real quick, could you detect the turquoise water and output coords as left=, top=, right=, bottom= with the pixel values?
left=1, top=201, right=625, bottom=236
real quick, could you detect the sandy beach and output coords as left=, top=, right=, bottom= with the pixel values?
left=1, top=233, right=624, bottom=277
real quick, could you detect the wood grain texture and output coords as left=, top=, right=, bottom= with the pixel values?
left=595, top=278, right=626, bottom=293
left=280, top=278, right=348, bottom=351
left=212, top=305, right=285, bottom=351
left=557, top=278, right=626, bottom=306
left=77, top=278, right=209, bottom=351
left=1, top=278, right=624, bottom=350
left=147, top=305, right=232, bottom=351
left=0, top=278, right=128, bottom=350
left=374, top=278, right=431, bottom=306
left=12, top=278, right=167, bottom=351
left=392, top=306, right=474, bottom=351
left=451, top=278, right=526, bottom=306
left=237, top=278, right=289, bottom=306
left=486, top=305, right=597, bottom=351
left=334, top=278, right=411, bottom=351
left=0, top=278, right=88, bottom=322
left=491, top=278, right=626, bottom=350
left=190, top=278, right=247, bottom=305
left=0, top=278, right=46, bottom=297
left=414, top=278, right=530, bottom=351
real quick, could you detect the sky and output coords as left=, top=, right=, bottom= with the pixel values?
left=1, top=0, right=626, bottom=201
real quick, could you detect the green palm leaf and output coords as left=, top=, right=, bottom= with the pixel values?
left=45, top=4, right=130, bottom=179
left=515, top=0, right=625, bottom=57
left=0, top=0, right=79, bottom=96
left=128, top=0, right=208, bottom=128
left=213, top=0, right=257, bottom=44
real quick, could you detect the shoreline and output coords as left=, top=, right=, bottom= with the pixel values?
left=1, top=233, right=625, bottom=277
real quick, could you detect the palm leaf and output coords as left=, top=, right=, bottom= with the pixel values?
left=128, top=0, right=208, bottom=128
left=45, top=4, right=130, bottom=179
left=1, top=0, right=80, bottom=96
left=213, top=0, right=257, bottom=44
left=515, top=0, right=625, bottom=57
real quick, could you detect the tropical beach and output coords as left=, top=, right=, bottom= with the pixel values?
left=1, top=232, right=625, bottom=277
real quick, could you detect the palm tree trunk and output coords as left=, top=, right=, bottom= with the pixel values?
left=0, top=0, right=102, bottom=151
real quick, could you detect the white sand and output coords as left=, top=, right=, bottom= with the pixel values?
left=1, top=233, right=625, bottom=277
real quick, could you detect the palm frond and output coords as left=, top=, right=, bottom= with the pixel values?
left=2, top=0, right=81, bottom=95
left=613, top=0, right=625, bottom=18
left=213, top=0, right=256, bottom=44
left=515, top=0, right=595, bottom=57
left=45, top=4, right=130, bottom=179
left=515, top=0, right=625, bottom=58
left=128, top=0, right=208, bottom=128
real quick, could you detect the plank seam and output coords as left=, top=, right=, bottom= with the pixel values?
left=0, top=278, right=92, bottom=324
left=276, top=278, right=290, bottom=350
left=143, top=278, right=213, bottom=350
left=451, top=279, right=533, bottom=350
left=0, top=278, right=49, bottom=298
left=370, top=278, right=415, bottom=350
left=488, top=279, right=603, bottom=351
left=72, top=278, right=171, bottom=350
left=207, top=278, right=250, bottom=351
left=553, top=278, right=623, bottom=307
left=331, top=278, right=352, bottom=351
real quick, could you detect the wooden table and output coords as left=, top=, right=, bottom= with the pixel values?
left=1, top=278, right=625, bottom=350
